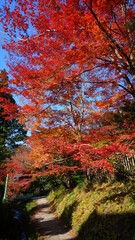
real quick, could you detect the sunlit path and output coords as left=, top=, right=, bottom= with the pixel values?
left=34, top=197, right=77, bottom=240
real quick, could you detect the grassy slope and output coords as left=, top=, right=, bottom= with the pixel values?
left=48, top=181, right=135, bottom=240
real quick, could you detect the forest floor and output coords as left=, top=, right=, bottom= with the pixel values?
left=34, top=197, right=77, bottom=240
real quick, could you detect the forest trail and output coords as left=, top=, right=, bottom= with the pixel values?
left=34, top=197, right=77, bottom=240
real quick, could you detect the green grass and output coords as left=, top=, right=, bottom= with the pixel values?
left=48, top=181, right=135, bottom=240
left=23, top=200, right=41, bottom=240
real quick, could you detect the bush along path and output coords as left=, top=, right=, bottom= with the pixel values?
left=33, top=197, right=77, bottom=240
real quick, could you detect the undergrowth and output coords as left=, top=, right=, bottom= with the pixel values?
left=48, top=181, right=135, bottom=240
left=0, top=199, right=40, bottom=240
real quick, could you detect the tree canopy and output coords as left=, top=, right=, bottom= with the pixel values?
left=0, top=0, right=134, bottom=196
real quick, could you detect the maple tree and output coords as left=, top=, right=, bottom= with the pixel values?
left=0, top=0, right=134, bottom=195
left=0, top=145, right=32, bottom=197
left=1, top=0, right=134, bottom=108
left=1, top=0, right=134, bottom=127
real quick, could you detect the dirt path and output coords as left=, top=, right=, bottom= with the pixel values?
left=34, top=197, right=77, bottom=240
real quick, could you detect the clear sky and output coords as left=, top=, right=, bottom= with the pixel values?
left=0, top=46, right=9, bottom=71
left=0, top=0, right=9, bottom=71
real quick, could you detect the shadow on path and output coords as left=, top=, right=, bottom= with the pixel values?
left=34, top=197, right=77, bottom=240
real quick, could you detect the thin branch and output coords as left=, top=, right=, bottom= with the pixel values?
left=103, top=20, right=121, bottom=36
left=71, top=65, right=104, bottom=82
left=113, top=11, right=125, bottom=37
left=84, top=0, right=135, bottom=75
left=118, top=83, right=134, bottom=96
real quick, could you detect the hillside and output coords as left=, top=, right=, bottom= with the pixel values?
left=48, top=181, right=135, bottom=240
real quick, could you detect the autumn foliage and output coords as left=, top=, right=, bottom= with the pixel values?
left=0, top=0, right=135, bottom=196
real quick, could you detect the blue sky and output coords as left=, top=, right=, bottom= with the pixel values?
left=0, top=29, right=9, bottom=71
left=0, top=44, right=8, bottom=71
left=0, top=0, right=9, bottom=71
